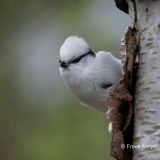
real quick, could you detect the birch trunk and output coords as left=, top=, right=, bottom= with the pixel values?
left=133, top=1, right=160, bottom=159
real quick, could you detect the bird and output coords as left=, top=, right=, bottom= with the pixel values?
left=59, top=36, right=122, bottom=113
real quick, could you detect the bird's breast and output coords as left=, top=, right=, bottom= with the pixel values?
left=61, top=68, right=108, bottom=112
left=68, top=81, right=108, bottom=112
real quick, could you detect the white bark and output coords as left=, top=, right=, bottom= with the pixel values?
left=133, top=1, right=160, bottom=159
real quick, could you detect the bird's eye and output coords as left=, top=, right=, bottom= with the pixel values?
left=59, top=60, right=62, bottom=64
left=71, top=57, right=82, bottom=63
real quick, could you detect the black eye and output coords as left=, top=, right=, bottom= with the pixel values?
left=71, top=57, right=82, bottom=63
left=59, top=60, right=62, bottom=64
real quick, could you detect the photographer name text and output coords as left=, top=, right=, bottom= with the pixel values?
left=121, top=144, right=157, bottom=150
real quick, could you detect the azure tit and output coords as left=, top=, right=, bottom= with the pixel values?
left=59, top=36, right=122, bottom=112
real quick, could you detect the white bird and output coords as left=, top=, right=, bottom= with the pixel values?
left=59, top=36, right=122, bottom=112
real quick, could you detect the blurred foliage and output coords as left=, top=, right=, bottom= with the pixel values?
left=0, top=0, right=130, bottom=160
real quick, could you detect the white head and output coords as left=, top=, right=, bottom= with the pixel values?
left=60, top=36, right=90, bottom=62
left=59, top=36, right=95, bottom=69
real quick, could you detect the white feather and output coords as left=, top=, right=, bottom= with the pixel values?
left=59, top=36, right=122, bottom=112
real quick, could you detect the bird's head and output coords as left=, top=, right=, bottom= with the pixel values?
left=59, top=36, right=95, bottom=71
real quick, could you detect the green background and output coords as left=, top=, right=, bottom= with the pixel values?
left=0, top=0, right=130, bottom=160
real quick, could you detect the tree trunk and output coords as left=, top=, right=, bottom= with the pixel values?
left=133, top=1, right=160, bottom=159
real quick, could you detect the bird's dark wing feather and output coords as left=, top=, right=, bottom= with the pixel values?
left=99, top=82, right=113, bottom=89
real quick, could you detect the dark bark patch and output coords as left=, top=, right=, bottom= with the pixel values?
left=114, top=0, right=128, bottom=14
left=107, top=27, right=137, bottom=160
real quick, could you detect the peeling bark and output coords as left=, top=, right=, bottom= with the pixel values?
left=114, top=0, right=160, bottom=159
left=107, top=27, right=137, bottom=160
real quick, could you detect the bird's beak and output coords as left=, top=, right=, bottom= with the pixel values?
left=59, top=61, right=68, bottom=68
